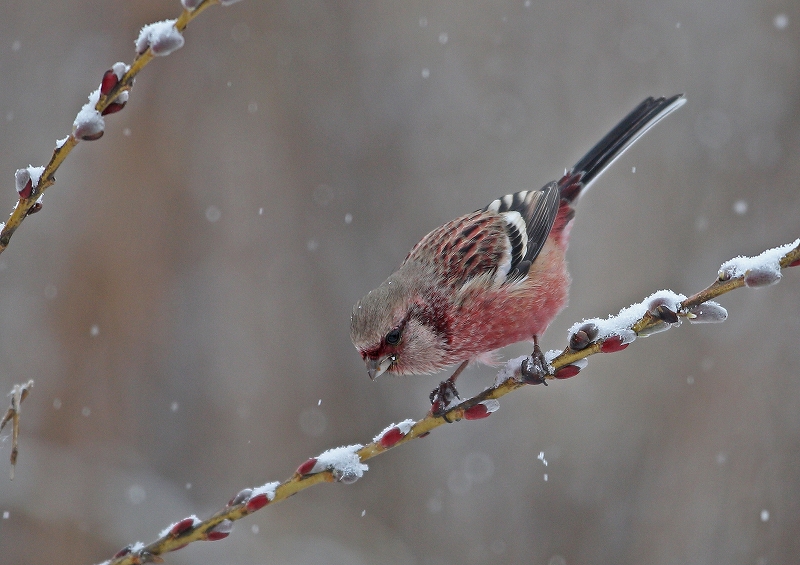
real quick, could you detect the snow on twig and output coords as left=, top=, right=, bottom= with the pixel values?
left=94, top=239, right=799, bottom=565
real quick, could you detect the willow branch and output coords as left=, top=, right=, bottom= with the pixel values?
left=98, top=239, right=799, bottom=565
left=0, top=0, right=231, bottom=255
left=0, top=380, right=34, bottom=480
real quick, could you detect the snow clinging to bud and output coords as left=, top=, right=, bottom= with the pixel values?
left=159, top=515, right=201, bottom=538
left=374, top=419, right=415, bottom=444
left=73, top=88, right=105, bottom=141
left=15, top=165, right=45, bottom=199
left=719, top=239, right=799, bottom=288
left=568, top=289, right=688, bottom=344
left=251, top=481, right=280, bottom=502
left=312, top=445, right=368, bottom=484
left=136, top=20, right=185, bottom=56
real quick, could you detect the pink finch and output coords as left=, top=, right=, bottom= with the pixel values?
left=351, top=95, right=685, bottom=384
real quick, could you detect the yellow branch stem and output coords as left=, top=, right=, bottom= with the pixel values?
left=0, top=1, right=219, bottom=254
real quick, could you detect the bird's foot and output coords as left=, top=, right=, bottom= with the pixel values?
left=520, top=339, right=550, bottom=385
left=429, top=360, right=468, bottom=418
left=429, top=380, right=461, bottom=417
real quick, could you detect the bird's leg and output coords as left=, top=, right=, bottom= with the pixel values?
left=429, top=360, right=468, bottom=417
left=520, top=335, right=549, bottom=385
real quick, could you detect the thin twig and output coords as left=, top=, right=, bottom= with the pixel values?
left=1, top=379, right=34, bottom=480
left=0, top=0, right=224, bottom=255
left=100, top=240, right=799, bottom=565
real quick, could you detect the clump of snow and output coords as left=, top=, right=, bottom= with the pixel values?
left=249, top=481, right=281, bottom=502
left=251, top=481, right=280, bottom=502
left=374, top=419, right=415, bottom=443
left=719, top=239, right=799, bottom=287
left=112, top=61, right=129, bottom=79
left=494, top=354, right=527, bottom=386
left=55, top=136, right=69, bottom=149
left=26, top=165, right=45, bottom=187
left=16, top=166, right=45, bottom=197
left=73, top=89, right=105, bottom=140
left=544, top=349, right=560, bottom=363
left=102, top=62, right=128, bottom=92
left=568, top=290, right=687, bottom=342
left=494, top=352, right=560, bottom=386
left=311, top=445, right=368, bottom=484
left=136, top=20, right=185, bottom=56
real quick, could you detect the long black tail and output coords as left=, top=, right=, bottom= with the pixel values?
left=559, top=94, right=685, bottom=203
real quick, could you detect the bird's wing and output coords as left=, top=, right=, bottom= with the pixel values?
left=483, top=184, right=560, bottom=280
left=403, top=184, right=560, bottom=287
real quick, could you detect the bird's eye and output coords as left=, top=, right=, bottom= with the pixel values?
left=385, top=328, right=402, bottom=345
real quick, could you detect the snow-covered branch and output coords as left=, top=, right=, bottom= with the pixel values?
left=0, top=380, right=34, bottom=480
left=0, top=0, right=233, bottom=255
left=3, top=2, right=798, bottom=563
left=94, top=239, right=799, bottom=565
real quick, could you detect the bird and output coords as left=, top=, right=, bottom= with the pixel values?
left=350, top=95, right=685, bottom=395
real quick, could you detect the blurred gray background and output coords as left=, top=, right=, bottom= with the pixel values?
left=0, top=1, right=798, bottom=564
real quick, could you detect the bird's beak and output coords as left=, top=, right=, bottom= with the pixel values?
left=366, top=356, right=394, bottom=380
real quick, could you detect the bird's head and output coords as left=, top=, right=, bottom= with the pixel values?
left=350, top=276, right=446, bottom=379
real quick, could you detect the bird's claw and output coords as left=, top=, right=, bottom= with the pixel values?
left=429, top=380, right=461, bottom=417
left=520, top=343, right=549, bottom=385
